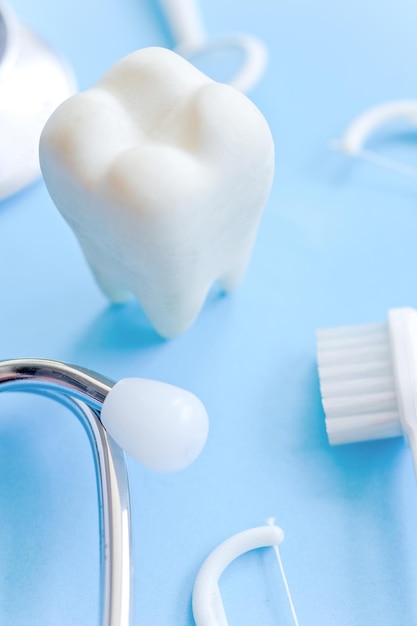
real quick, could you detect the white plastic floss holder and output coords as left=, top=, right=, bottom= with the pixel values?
left=192, top=520, right=300, bottom=626
left=160, top=0, right=268, bottom=93
left=332, top=100, right=417, bottom=180
left=0, top=1, right=76, bottom=200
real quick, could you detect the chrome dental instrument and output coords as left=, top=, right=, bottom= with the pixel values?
left=0, top=358, right=209, bottom=626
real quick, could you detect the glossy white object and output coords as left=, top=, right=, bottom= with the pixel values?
left=192, top=522, right=300, bottom=626
left=0, top=1, right=75, bottom=200
left=39, top=46, right=274, bottom=338
left=317, top=308, right=417, bottom=477
left=332, top=100, right=417, bottom=180
left=160, top=0, right=268, bottom=93
left=100, top=377, right=209, bottom=472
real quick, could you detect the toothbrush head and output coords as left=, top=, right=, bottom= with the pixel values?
left=100, top=377, right=209, bottom=472
left=317, top=307, right=417, bottom=451
left=317, top=314, right=400, bottom=445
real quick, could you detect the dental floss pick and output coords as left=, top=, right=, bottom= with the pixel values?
left=160, top=0, right=268, bottom=93
left=332, top=100, right=417, bottom=181
left=192, top=520, right=300, bottom=626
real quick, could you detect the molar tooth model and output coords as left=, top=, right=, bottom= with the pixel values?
left=39, top=46, right=274, bottom=338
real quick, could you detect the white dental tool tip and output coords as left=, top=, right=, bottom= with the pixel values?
left=317, top=308, right=417, bottom=476
left=100, top=377, right=209, bottom=472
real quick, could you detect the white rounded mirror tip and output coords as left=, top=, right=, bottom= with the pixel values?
left=100, top=377, right=209, bottom=472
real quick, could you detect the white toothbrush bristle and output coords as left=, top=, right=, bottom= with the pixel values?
left=317, top=321, right=402, bottom=444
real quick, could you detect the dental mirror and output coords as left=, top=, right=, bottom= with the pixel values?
left=0, top=1, right=76, bottom=201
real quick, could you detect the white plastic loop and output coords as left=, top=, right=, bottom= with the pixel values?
left=192, top=522, right=299, bottom=626
left=160, top=0, right=267, bottom=93
left=333, top=100, right=417, bottom=180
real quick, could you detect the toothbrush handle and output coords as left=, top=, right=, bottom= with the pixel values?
left=407, top=429, right=417, bottom=480
left=160, top=0, right=206, bottom=48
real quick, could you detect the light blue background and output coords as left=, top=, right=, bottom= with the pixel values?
left=1, top=0, right=417, bottom=624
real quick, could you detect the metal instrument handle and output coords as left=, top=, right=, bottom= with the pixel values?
left=0, top=358, right=132, bottom=626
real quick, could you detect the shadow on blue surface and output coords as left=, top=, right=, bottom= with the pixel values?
left=71, top=301, right=165, bottom=356
left=69, top=283, right=230, bottom=362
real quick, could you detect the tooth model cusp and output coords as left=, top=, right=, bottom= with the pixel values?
left=39, top=46, right=274, bottom=338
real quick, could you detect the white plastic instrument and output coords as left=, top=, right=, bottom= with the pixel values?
left=192, top=520, right=300, bottom=626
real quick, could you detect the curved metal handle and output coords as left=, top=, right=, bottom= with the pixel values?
left=0, top=358, right=133, bottom=626
left=0, top=358, right=113, bottom=407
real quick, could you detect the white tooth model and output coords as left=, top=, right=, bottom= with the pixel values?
left=39, top=47, right=274, bottom=338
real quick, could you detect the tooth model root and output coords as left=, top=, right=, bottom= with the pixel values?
left=40, top=46, right=274, bottom=338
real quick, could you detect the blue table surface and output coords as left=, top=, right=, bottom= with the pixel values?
left=1, top=1, right=417, bottom=624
